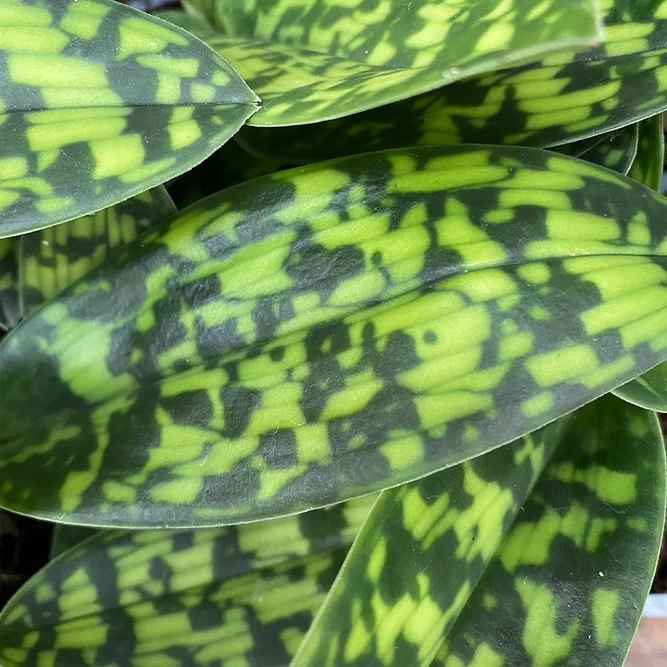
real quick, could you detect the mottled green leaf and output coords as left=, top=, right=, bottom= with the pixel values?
left=614, top=112, right=667, bottom=410
left=0, top=238, right=20, bottom=331
left=433, top=397, right=665, bottom=667
left=4, top=146, right=667, bottom=527
left=19, top=186, right=176, bottom=316
left=295, top=397, right=666, bottom=667
left=205, top=0, right=602, bottom=126
left=236, top=0, right=667, bottom=161
left=0, top=497, right=374, bottom=666
left=0, top=0, right=258, bottom=237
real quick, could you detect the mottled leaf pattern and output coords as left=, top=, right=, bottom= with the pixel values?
left=19, top=186, right=176, bottom=316
left=614, top=112, right=667, bottom=410
left=294, top=397, right=665, bottom=667
left=3, top=147, right=667, bottom=528
left=0, top=0, right=258, bottom=236
left=433, top=397, right=666, bottom=667
left=235, top=0, right=667, bottom=161
left=0, top=237, right=19, bottom=330
left=206, top=0, right=601, bottom=126
left=293, top=417, right=569, bottom=667
left=0, top=497, right=374, bottom=666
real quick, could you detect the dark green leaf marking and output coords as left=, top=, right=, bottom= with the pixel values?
left=293, top=417, right=569, bottom=667
left=0, top=497, right=374, bottom=666
left=3, top=146, right=667, bottom=527
left=296, top=396, right=666, bottom=667
left=205, top=0, right=601, bottom=126
left=0, top=0, right=258, bottom=237
left=614, top=112, right=667, bottom=410
left=19, top=186, right=176, bottom=316
left=235, top=0, right=667, bottom=161
left=433, top=397, right=665, bottom=667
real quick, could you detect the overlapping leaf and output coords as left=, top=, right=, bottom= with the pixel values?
left=294, top=396, right=666, bottom=667
left=433, top=397, right=665, bottom=667
left=20, top=186, right=176, bottom=315
left=614, top=112, right=667, bottom=410
left=0, top=238, right=19, bottom=331
left=575, top=123, right=639, bottom=175
left=0, top=497, right=374, bottom=666
left=0, top=0, right=258, bottom=237
left=293, top=416, right=569, bottom=667
left=628, top=112, right=665, bottom=190
left=202, top=0, right=602, bottom=126
left=4, top=146, right=667, bottom=527
left=236, top=0, right=667, bottom=162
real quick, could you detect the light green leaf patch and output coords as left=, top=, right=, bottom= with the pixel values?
left=0, top=497, right=375, bottom=666
left=0, top=0, right=258, bottom=237
left=3, top=146, right=667, bottom=527
left=206, top=0, right=602, bottom=126
left=294, top=396, right=666, bottom=667
left=234, top=0, right=667, bottom=161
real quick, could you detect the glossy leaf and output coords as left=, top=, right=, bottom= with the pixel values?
left=614, top=112, right=667, bottom=410
left=19, top=186, right=177, bottom=316
left=0, top=238, right=20, bottom=331
left=4, top=146, right=667, bottom=527
left=167, top=139, right=286, bottom=209
left=0, top=0, right=258, bottom=237
left=293, top=416, right=569, bottom=667
left=206, top=0, right=602, bottom=126
left=0, top=497, right=374, bottom=666
left=433, top=397, right=665, bottom=667
left=236, top=0, right=667, bottom=161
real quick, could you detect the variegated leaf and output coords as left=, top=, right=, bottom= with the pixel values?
left=294, top=396, right=666, bottom=667
left=3, top=147, right=667, bottom=527
left=205, top=0, right=602, bottom=126
left=614, top=112, right=667, bottom=410
left=575, top=123, right=639, bottom=175
left=235, top=0, right=667, bottom=161
left=0, top=0, right=258, bottom=237
left=0, top=497, right=375, bottom=666
left=19, top=186, right=176, bottom=316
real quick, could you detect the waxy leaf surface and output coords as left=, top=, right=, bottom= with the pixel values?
left=0, top=497, right=374, bottom=666
left=206, top=0, right=601, bottom=126
left=614, top=112, right=667, bottom=410
left=0, top=0, right=258, bottom=236
left=294, top=397, right=666, bottom=667
left=3, top=146, right=667, bottom=527
left=236, top=0, right=667, bottom=161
